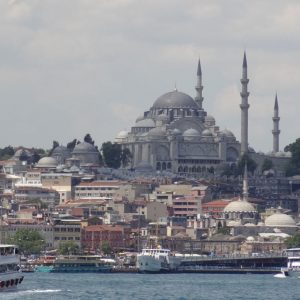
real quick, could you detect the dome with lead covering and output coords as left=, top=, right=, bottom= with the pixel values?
left=183, top=128, right=200, bottom=137
left=72, top=142, right=100, bottom=166
left=51, top=146, right=71, bottom=164
left=152, top=91, right=198, bottom=109
left=36, top=157, right=58, bottom=168
left=265, top=213, right=296, bottom=227
left=224, top=199, right=256, bottom=213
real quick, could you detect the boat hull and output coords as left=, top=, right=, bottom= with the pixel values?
left=0, top=272, right=24, bottom=292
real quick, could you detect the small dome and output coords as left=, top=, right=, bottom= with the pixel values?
left=202, top=129, right=213, bottom=137
left=183, top=128, right=200, bottom=137
left=134, top=118, right=155, bottom=127
left=156, top=114, right=168, bottom=122
left=52, top=145, right=71, bottom=156
left=152, top=90, right=198, bottom=109
left=171, top=128, right=182, bottom=135
left=36, top=156, right=58, bottom=168
left=148, top=127, right=166, bottom=138
left=224, top=199, right=256, bottom=213
left=72, top=142, right=98, bottom=154
left=116, top=131, right=128, bottom=139
left=247, top=236, right=255, bottom=241
left=135, top=115, right=144, bottom=123
left=265, top=213, right=296, bottom=227
left=221, top=129, right=235, bottom=138
left=205, top=115, right=215, bottom=122
left=285, top=151, right=292, bottom=157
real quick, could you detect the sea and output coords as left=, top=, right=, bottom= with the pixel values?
left=2, top=272, right=300, bottom=300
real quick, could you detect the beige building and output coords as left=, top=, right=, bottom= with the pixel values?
left=53, top=219, right=81, bottom=249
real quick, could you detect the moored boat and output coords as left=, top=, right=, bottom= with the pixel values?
left=40, top=255, right=115, bottom=273
left=136, top=248, right=181, bottom=273
left=283, top=248, right=300, bottom=277
left=0, top=244, right=24, bottom=291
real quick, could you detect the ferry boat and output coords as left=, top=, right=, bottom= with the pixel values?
left=282, top=248, right=300, bottom=277
left=136, top=248, right=181, bottom=273
left=0, top=244, right=24, bottom=291
left=37, top=255, right=115, bottom=273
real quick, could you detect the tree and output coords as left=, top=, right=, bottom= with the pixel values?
left=8, top=229, right=45, bottom=255
left=261, top=158, right=273, bottom=173
left=286, top=233, right=300, bottom=248
left=121, top=148, right=132, bottom=167
left=237, top=154, right=257, bottom=175
left=58, top=241, right=80, bottom=255
left=67, top=139, right=77, bottom=151
left=285, top=138, right=300, bottom=176
left=31, top=151, right=41, bottom=164
left=101, top=240, right=112, bottom=255
left=0, top=146, right=15, bottom=160
left=48, top=140, right=59, bottom=156
left=84, top=134, right=95, bottom=145
left=101, top=142, right=122, bottom=168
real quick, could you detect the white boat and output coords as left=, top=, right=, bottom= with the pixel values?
left=283, top=248, right=300, bottom=277
left=136, top=248, right=181, bottom=273
left=0, top=244, right=24, bottom=291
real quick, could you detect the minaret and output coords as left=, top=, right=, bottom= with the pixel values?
left=242, top=163, right=248, bottom=201
left=240, top=52, right=250, bottom=154
left=195, top=59, right=204, bottom=109
left=272, top=93, right=280, bottom=152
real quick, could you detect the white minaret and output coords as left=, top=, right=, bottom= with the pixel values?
left=195, top=59, right=204, bottom=109
left=272, top=93, right=280, bottom=153
left=240, top=52, right=250, bottom=154
left=242, top=164, right=248, bottom=201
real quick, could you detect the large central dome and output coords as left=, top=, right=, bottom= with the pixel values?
left=152, top=90, right=198, bottom=109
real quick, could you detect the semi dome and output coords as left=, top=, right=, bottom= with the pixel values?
left=265, top=213, right=296, bottom=227
left=202, top=129, right=213, bottom=136
left=183, top=128, right=200, bottom=137
left=134, top=118, right=155, bottom=127
left=221, top=129, right=235, bottom=138
left=148, top=127, right=167, bottom=138
left=116, top=131, right=128, bottom=139
left=224, top=199, right=256, bottom=213
left=171, top=128, right=182, bottom=135
left=36, top=156, right=58, bottom=168
left=152, top=90, right=198, bottom=109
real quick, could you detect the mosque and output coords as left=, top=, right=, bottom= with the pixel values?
left=115, top=53, right=290, bottom=176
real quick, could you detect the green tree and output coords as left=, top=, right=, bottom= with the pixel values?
left=286, top=233, right=300, bottom=248
left=31, top=150, right=41, bottom=164
left=101, top=142, right=122, bottom=168
left=262, top=158, right=273, bottom=173
left=237, top=154, right=257, bottom=175
left=285, top=138, right=300, bottom=176
left=84, top=134, right=95, bottom=145
left=121, top=148, right=132, bottom=167
left=67, top=139, right=77, bottom=151
left=48, top=140, right=59, bottom=156
left=58, top=241, right=80, bottom=255
left=101, top=240, right=112, bottom=255
left=0, top=146, right=15, bottom=160
left=8, top=229, right=45, bottom=255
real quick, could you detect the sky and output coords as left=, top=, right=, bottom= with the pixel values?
left=0, top=0, right=299, bottom=152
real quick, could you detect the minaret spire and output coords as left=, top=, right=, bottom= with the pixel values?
left=195, top=58, right=204, bottom=109
left=272, top=93, right=280, bottom=152
left=242, top=163, right=248, bottom=201
left=240, top=51, right=250, bottom=154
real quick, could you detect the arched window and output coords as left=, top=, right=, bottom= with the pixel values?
left=183, top=166, right=188, bottom=173
left=167, top=162, right=171, bottom=169
left=162, top=162, right=166, bottom=170
left=156, top=162, right=161, bottom=170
